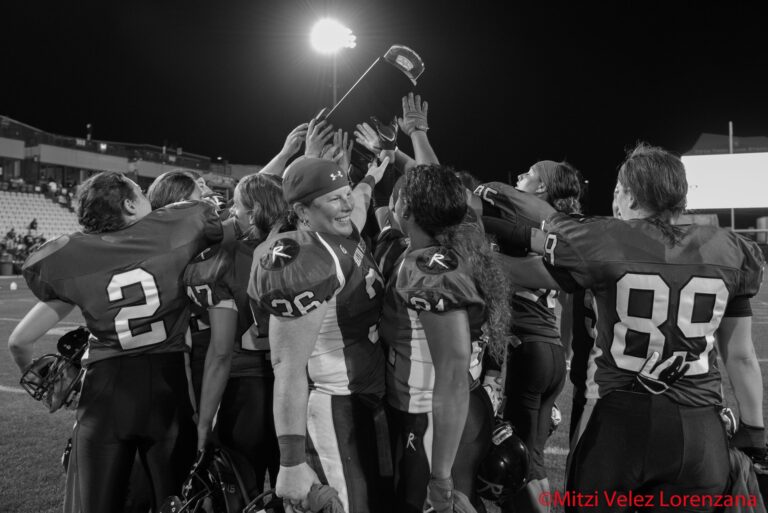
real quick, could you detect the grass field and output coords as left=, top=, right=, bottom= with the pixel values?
left=1, top=274, right=767, bottom=512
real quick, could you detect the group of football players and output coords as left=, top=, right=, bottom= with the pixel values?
left=8, top=91, right=767, bottom=513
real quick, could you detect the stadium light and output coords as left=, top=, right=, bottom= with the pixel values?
left=310, top=18, right=356, bottom=106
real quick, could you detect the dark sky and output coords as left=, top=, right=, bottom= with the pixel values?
left=3, top=1, right=768, bottom=213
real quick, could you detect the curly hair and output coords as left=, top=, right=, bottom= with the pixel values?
left=404, top=165, right=511, bottom=364
left=235, top=174, right=290, bottom=239
left=76, top=172, right=137, bottom=234
left=147, top=171, right=199, bottom=210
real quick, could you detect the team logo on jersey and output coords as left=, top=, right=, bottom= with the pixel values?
left=260, top=238, right=300, bottom=270
left=416, top=247, right=458, bottom=274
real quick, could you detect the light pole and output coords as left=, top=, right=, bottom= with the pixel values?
left=310, top=18, right=356, bottom=107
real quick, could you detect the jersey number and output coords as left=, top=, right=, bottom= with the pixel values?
left=108, top=269, right=167, bottom=350
left=612, top=273, right=728, bottom=376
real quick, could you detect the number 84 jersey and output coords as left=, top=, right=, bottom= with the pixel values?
left=22, top=202, right=223, bottom=364
left=249, top=229, right=385, bottom=398
left=541, top=213, right=765, bottom=407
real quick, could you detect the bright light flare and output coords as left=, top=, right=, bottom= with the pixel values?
left=310, top=18, right=356, bottom=54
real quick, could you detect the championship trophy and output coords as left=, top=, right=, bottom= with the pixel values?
left=319, top=45, right=425, bottom=203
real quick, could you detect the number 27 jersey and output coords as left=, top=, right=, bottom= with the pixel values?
left=542, top=213, right=765, bottom=407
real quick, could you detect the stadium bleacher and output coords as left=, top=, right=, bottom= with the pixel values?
left=1, top=190, right=80, bottom=240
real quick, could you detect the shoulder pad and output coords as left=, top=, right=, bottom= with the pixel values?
left=415, top=247, right=459, bottom=274
left=259, top=237, right=302, bottom=270
left=184, top=244, right=231, bottom=286
left=23, top=235, right=71, bottom=269
left=397, top=247, right=483, bottom=313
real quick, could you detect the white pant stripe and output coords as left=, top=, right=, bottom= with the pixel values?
left=306, top=392, right=349, bottom=512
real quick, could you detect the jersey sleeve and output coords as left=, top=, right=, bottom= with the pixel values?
left=22, top=235, right=74, bottom=304
left=183, top=244, right=237, bottom=310
left=473, top=181, right=556, bottom=228
left=160, top=200, right=224, bottom=245
left=249, top=234, right=344, bottom=318
left=396, top=247, right=484, bottom=313
left=540, top=212, right=609, bottom=292
left=734, top=235, right=765, bottom=298
left=374, top=226, right=408, bottom=280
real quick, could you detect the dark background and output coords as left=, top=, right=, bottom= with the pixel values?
left=3, top=1, right=767, bottom=214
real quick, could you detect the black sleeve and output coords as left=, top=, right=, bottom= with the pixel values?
left=542, top=260, right=581, bottom=293
left=482, top=216, right=531, bottom=256
left=724, top=296, right=752, bottom=317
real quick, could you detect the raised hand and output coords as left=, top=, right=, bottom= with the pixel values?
left=305, top=118, right=334, bottom=158
left=398, top=92, right=429, bottom=136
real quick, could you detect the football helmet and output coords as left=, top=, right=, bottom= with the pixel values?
left=476, top=421, right=530, bottom=503
left=20, top=326, right=88, bottom=413
left=160, top=446, right=268, bottom=513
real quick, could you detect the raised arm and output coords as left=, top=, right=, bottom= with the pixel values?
left=350, top=156, right=390, bottom=232
left=398, top=92, right=438, bottom=165
left=260, top=123, right=309, bottom=177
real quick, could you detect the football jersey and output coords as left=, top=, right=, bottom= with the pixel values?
left=542, top=213, right=765, bottom=406
left=249, top=229, right=385, bottom=397
left=23, top=201, right=223, bottom=364
left=510, top=286, right=560, bottom=344
left=184, top=238, right=271, bottom=378
left=373, top=225, right=409, bottom=281
left=473, top=181, right=556, bottom=229
left=380, top=245, right=487, bottom=413
left=569, top=289, right=600, bottom=400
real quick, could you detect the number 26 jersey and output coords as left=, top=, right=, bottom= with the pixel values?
left=541, top=213, right=765, bottom=407
left=23, top=201, right=223, bottom=364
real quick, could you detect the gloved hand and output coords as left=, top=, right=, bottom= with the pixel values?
left=426, top=476, right=477, bottom=513
left=633, top=352, right=689, bottom=394
left=732, top=421, right=767, bottom=459
left=398, top=92, right=429, bottom=136
left=482, top=371, right=504, bottom=417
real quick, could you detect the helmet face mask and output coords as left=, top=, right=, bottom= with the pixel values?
left=20, top=354, right=84, bottom=413
left=19, top=327, right=88, bottom=413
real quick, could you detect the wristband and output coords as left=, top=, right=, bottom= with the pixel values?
left=360, top=175, right=377, bottom=190
left=278, top=435, right=306, bottom=467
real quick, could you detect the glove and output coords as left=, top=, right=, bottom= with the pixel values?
left=732, top=422, right=767, bottom=459
left=370, top=116, right=398, bottom=151
left=426, top=476, right=477, bottom=513
left=482, top=371, right=504, bottom=417
left=633, top=352, right=689, bottom=394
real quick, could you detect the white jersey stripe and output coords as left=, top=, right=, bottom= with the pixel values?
left=315, top=232, right=346, bottom=295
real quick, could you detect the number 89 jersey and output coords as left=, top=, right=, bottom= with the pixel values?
left=541, top=213, right=765, bottom=407
left=249, top=229, right=385, bottom=398
left=22, top=202, right=223, bottom=364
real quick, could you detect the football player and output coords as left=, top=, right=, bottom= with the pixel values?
left=503, top=143, right=765, bottom=512
left=380, top=165, right=510, bottom=513
left=249, top=156, right=391, bottom=513
left=9, top=171, right=227, bottom=513
left=184, top=173, right=287, bottom=495
left=484, top=161, right=582, bottom=513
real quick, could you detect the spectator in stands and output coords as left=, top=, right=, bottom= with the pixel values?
left=48, top=178, right=58, bottom=196
left=28, top=218, right=38, bottom=233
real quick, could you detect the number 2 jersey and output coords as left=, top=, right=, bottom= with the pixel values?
left=542, top=213, right=765, bottom=406
left=183, top=238, right=271, bottom=377
left=23, top=201, right=223, bottom=364
left=380, top=245, right=487, bottom=413
left=249, top=229, right=385, bottom=397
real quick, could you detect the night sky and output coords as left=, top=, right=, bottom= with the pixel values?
left=3, top=1, right=768, bottom=213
